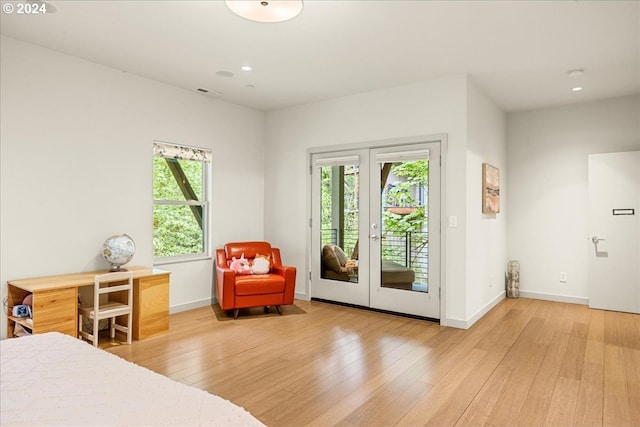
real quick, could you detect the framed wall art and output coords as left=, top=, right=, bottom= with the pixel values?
left=482, top=163, right=500, bottom=214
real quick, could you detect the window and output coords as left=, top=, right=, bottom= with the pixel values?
left=153, top=141, right=211, bottom=262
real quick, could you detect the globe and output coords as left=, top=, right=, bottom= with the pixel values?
left=102, top=234, right=136, bottom=271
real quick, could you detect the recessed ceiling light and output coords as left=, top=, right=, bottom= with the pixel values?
left=567, top=69, right=584, bottom=78
left=245, top=84, right=255, bottom=89
left=215, top=70, right=234, bottom=78
left=241, top=65, right=253, bottom=71
left=572, top=86, right=583, bottom=92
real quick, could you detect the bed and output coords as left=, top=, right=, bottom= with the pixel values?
left=0, top=332, right=265, bottom=427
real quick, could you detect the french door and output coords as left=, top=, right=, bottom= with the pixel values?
left=310, top=142, right=441, bottom=319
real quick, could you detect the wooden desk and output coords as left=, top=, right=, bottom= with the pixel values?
left=7, top=266, right=170, bottom=340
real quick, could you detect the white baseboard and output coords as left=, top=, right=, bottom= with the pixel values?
left=295, top=292, right=310, bottom=301
left=519, top=290, right=588, bottom=306
left=169, top=298, right=213, bottom=314
left=441, top=317, right=469, bottom=329
left=467, top=291, right=506, bottom=327
left=441, top=291, right=506, bottom=330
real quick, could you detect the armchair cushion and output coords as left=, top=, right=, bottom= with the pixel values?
left=235, top=274, right=285, bottom=295
left=225, top=241, right=272, bottom=262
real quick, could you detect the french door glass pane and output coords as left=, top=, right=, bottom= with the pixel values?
left=320, top=164, right=359, bottom=283
left=380, top=160, right=429, bottom=292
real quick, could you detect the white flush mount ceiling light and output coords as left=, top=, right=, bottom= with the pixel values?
left=225, top=0, right=303, bottom=23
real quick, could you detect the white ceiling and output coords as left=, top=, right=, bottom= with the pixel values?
left=1, top=0, right=638, bottom=112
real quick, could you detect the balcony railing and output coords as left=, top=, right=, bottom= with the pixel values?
left=321, top=229, right=428, bottom=285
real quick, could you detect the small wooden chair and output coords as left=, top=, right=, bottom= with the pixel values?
left=78, top=271, right=133, bottom=347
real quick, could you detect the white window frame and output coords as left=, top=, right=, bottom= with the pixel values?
left=153, top=141, right=212, bottom=264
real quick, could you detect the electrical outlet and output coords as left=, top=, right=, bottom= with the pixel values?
left=559, top=272, right=567, bottom=283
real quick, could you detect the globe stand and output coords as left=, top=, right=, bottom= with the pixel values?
left=108, top=264, right=129, bottom=272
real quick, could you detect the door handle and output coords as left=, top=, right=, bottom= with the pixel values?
left=591, top=236, right=606, bottom=244
left=370, top=234, right=380, bottom=241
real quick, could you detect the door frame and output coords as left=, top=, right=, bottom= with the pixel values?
left=306, top=134, right=448, bottom=322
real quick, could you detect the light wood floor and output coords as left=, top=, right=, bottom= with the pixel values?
left=108, top=298, right=640, bottom=427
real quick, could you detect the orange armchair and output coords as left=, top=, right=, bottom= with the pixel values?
left=215, top=241, right=296, bottom=319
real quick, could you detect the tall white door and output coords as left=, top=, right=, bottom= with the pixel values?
left=588, top=151, right=640, bottom=314
left=310, top=149, right=371, bottom=307
left=368, top=144, right=441, bottom=318
left=310, top=142, right=441, bottom=319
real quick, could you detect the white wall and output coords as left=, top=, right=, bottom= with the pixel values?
left=2, top=37, right=635, bottom=340
left=466, top=79, right=508, bottom=323
left=0, top=36, right=265, bottom=338
left=507, top=95, right=640, bottom=303
left=264, top=75, right=507, bottom=327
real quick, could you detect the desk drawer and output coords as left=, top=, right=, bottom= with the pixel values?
left=32, top=287, right=77, bottom=336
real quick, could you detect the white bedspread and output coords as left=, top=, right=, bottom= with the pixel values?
left=0, top=332, right=265, bottom=427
